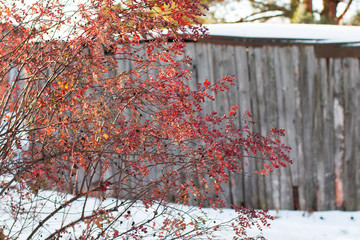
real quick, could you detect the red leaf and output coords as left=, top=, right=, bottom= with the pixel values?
left=204, top=79, right=210, bottom=88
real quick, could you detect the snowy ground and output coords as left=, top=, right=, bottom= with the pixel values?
left=0, top=186, right=359, bottom=239
left=219, top=208, right=360, bottom=240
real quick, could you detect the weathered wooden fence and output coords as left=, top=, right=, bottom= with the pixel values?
left=73, top=35, right=360, bottom=211
left=184, top=40, right=360, bottom=211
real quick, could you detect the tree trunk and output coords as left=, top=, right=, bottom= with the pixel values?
left=290, top=0, right=300, bottom=13
left=321, top=0, right=340, bottom=24
left=304, top=0, right=313, bottom=14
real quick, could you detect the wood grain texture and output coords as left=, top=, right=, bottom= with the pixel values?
left=184, top=42, right=360, bottom=211
left=82, top=42, right=360, bottom=211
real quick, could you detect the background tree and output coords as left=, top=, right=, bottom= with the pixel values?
left=350, top=9, right=360, bottom=25
left=0, top=0, right=290, bottom=239
left=201, top=0, right=355, bottom=24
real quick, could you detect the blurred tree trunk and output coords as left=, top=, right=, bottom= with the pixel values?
left=321, top=0, right=340, bottom=24
left=304, top=0, right=313, bottom=14
left=202, top=0, right=351, bottom=25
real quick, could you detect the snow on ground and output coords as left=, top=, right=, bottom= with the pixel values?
left=205, top=23, right=360, bottom=44
left=0, top=186, right=359, bottom=240
left=230, top=209, right=360, bottom=240
left=204, top=207, right=360, bottom=240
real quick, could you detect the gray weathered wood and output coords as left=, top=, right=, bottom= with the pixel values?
left=78, top=41, right=360, bottom=211
left=183, top=43, right=360, bottom=210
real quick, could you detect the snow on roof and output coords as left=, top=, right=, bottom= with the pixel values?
left=204, top=23, right=360, bottom=44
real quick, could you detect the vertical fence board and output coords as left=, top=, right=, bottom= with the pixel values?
left=277, top=46, right=295, bottom=209
left=342, top=58, right=359, bottom=210
left=253, top=47, right=268, bottom=209
left=356, top=60, right=360, bottom=210
left=233, top=45, right=252, bottom=208
left=320, top=58, right=336, bottom=210
left=289, top=46, right=306, bottom=210
left=185, top=43, right=198, bottom=90
left=267, top=46, right=281, bottom=209
left=332, top=58, right=345, bottom=209
left=217, top=44, right=239, bottom=207
left=190, top=43, right=217, bottom=206
left=220, top=45, right=244, bottom=207
left=245, top=47, right=261, bottom=208
left=299, top=46, right=318, bottom=210
left=315, top=58, right=326, bottom=210
left=353, top=59, right=360, bottom=210
left=263, top=46, right=278, bottom=209
left=193, top=43, right=214, bottom=114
